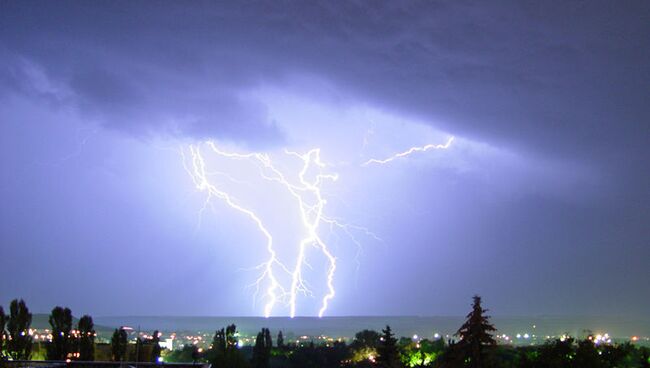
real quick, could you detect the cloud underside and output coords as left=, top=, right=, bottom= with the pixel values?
left=0, top=1, right=648, bottom=156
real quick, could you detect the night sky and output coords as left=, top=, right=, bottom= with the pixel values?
left=1, top=1, right=648, bottom=318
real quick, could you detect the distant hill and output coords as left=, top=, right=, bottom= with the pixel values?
left=30, top=313, right=114, bottom=333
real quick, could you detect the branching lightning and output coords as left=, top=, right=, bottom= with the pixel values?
left=182, top=142, right=362, bottom=318
left=181, top=145, right=288, bottom=318
left=181, top=134, right=452, bottom=317
left=363, top=136, right=454, bottom=166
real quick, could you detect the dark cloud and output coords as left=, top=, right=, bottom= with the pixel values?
left=2, top=1, right=648, bottom=156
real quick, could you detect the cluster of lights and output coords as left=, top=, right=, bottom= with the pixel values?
left=590, top=333, right=612, bottom=345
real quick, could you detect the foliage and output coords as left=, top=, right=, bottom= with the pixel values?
left=288, top=341, right=348, bottom=368
left=150, top=329, right=162, bottom=362
left=252, top=327, right=272, bottom=368
left=377, top=325, right=401, bottom=368
left=46, top=306, right=73, bottom=360
left=277, top=330, right=285, bottom=349
left=166, top=344, right=203, bottom=363
left=77, top=315, right=95, bottom=361
left=0, top=306, right=6, bottom=360
left=398, top=338, right=445, bottom=367
left=350, top=329, right=381, bottom=364
left=456, top=295, right=497, bottom=368
left=110, top=328, right=127, bottom=361
left=210, top=324, right=248, bottom=368
left=7, top=299, right=32, bottom=360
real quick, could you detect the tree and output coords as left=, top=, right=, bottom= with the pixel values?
left=210, top=328, right=227, bottom=368
left=111, top=328, right=128, bottom=361
left=7, top=299, right=32, bottom=360
left=537, top=337, right=574, bottom=368
left=456, top=295, right=496, bottom=368
left=641, top=347, right=650, bottom=368
left=574, top=338, right=605, bottom=368
left=225, top=324, right=238, bottom=349
left=47, top=306, right=73, bottom=360
left=210, top=324, right=247, bottom=368
left=277, top=330, right=284, bottom=349
left=377, top=325, right=401, bottom=368
left=252, top=328, right=272, bottom=368
left=350, top=329, right=381, bottom=363
left=151, top=330, right=162, bottom=363
left=77, top=315, right=95, bottom=361
left=264, top=328, right=272, bottom=355
left=0, top=306, right=6, bottom=360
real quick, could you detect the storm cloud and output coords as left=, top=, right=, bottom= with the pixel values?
left=0, top=1, right=648, bottom=316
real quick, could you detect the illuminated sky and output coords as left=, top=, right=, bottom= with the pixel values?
left=1, top=2, right=649, bottom=317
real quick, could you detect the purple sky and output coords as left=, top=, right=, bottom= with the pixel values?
left=1, top=1, right=648, bottom=318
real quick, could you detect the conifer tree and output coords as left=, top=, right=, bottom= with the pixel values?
left=456, top=295, right=497, bottom=368
left=377, top=325, right=401, bottom=368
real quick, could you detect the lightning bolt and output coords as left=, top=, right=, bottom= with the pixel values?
left=281, top=148, right=338, bottom=318
left=181, top=144, right=288, bottom=318
left=363, top=136, right=454, bottom=166
left=182, top=142, right=352, bottom=318
left=182, top=133, right=450, bottom=317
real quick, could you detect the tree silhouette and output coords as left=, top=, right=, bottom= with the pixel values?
left=641, top=347, right=650, bottom=368
left=350, top=329, right=380, bottom=363
left=225, top=324, right=238, bottom=349
left=264, top=328, right=272, bottom=354
left=0, top=306, right=6, bottom=360
left=277, top=330, right=284, bottom=349
left=77, top=315, right=95, bottom=361
left=151, top=330, right=162, bottom=362
left=456, top=295, right=496, bottom=368
left=537, top=337, right=574, bottom=368
left=252, top=327, right=272, bottom=368
left=574, top=338, right=605, bottom=368
left=111, top=328, right=128, bottom=361
left=47, top=306, right=73, bottom=360
left=210, top=325, right=247, bottom=368
left=377, top=325, right=401, bottom=368
left=210, top=327, right=227, bottom=368
left=7, top=299, right=32, bottom=360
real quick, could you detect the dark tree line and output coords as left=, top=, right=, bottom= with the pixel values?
left=3, top=296, right=650, bottom=368
left=45, top=305, right=96, bottom=361
left=108, top=327, right=162, bottom=362
left=0, top=300, right=99, bottom=362
left=170, top=295, right=649, bottom=368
